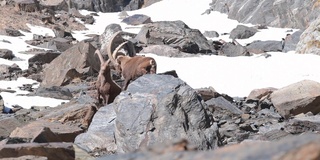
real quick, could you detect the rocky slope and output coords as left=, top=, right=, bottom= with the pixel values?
left=0, top=0, right=320, bottom=159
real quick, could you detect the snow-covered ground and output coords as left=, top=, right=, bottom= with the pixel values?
left=1, top=0, right=319, bottom=109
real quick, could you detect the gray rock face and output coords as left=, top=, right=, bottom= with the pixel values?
left=296, top=16, right=320, bottom=55
left=114, top=74, right=218, bottom=153
left=76, top=74, right=219, bottom=155
left=135, top=20, right=216, bottom=54
left=209, top=0, right=320, bottom=29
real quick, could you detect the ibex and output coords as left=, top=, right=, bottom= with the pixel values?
left=106, top=31, right=157, bottom=90
left=95, top=42, right=126, bottom=104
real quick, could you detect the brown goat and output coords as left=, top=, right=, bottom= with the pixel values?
left=95, top=49, right=122, bottom=105
left=116, top=55, right=157, bottom=90
left=107, top=31, right=157, bottom=90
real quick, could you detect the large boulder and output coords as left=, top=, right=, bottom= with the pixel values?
left=41, top=41, right=99, bottom=87
left=75, top=74, right=219, bottom=155
left=135, top=20, right=216, bottom=54
left=270, top=80, right=320, bottom=118
left=114, top=74, right=218, bottom=153
left=296, top=16, right=320, bottom=55
left=209, top=0, right=320, bottom=29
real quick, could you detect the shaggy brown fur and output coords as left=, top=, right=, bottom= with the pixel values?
left=95, top=49, right=121, bottom=105
left=116, top=55, right=157, bottom=90
left=106, top=31, right=157, bottom=90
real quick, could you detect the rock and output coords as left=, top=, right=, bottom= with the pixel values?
left=70, top=0, right=127, bottom=12
left=246, top=87, right=277, bottom=102
left=52, top=26, right=74, bottom=39
left=124, top=0, right=162, bottom=11
left=209, top=0, right=320, bottom=30
left=284, top=115, right=320, bottom=134
left=205, top=96, right=243, bottom=115
left=32, top=86, right=73, bottom=100
left=229, top=25, right=258, bottom=39
left=195, top=87, right=221, bottom=101
left=114, top=74, right=218, bottom=153
left=74, top=104, right=117, bottom=156
left=38, top=0, right=68, bottom=12
left=9, top=120, right=83, bottom=142
left=296, top=15, right=320, bottom=55
left=99, top=23, right=123, bottom=55
left=218, top=42, right=249, bottom=57
left=97, top=133, right=320, bottom=160
left=32, top=98, right=97, bottom=129
left=4, top=28, right=24, bottom=37
left=14, top=0, right=40, bottom=12
left=41, top=41, right=99, bottom=87
left=10, top=126, right=62, bottom=143
left=0, top=49, right=14, bottom=60
left=135, top=20, right=216, bottom=54
left=0, top=142, right=74, bottom=159
left=121, top=14, right=152, bottom=26
left=37, top=37, right=74, bottom=52
left=246, top=40, right=283, bottom=53
left=28, top=50, right=60, bottom=67
left=139, top=45, right=193, bottom=57
left=203, top=31, right=219, bottom=38
left=157, top=70, right=179, bottom=78
left=270, top=80, right=320, bottom=118
left=0, top=113, right=33, bottom=138
left=283, top=30, right=303, bottom=53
